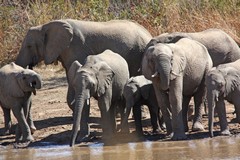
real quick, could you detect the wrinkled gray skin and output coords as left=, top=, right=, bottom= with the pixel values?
left=121, top=75, right=164, bottom=135
left=142, top=38, right=213, bottom=140
left=148, top=28, right=240, bottom=67
left=68, top=50, right=129, bottom=146
left=206, top=59, right=240, bottom=137
left=15, top=19, right=152, bottom=78
left=0, top=62, right=42, bottom=142
left=15, top=19, right=151, bottom=140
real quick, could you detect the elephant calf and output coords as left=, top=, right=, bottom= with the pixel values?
left=121, top=75, right=164, bottom=135
left=206, top=59, right=240, bottom=137
left=0, top=62, right=42, bottom=143
left=68, top=50, right=129, bottom=146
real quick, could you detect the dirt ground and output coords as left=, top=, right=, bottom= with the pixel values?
left=1, top=64, right=240, bottom=148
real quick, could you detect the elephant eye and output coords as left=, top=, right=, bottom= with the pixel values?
left=27, top=45, right=32, bottom=49
left=22, top=76, right=26, bottom=80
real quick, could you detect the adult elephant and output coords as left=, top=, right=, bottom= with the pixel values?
left=148, top=28, right=240, bottom=67
left=206, top=59, right=240, bottom=137
left=142, top=38, right=213, bottom=140
left=68, top=50, right=129, bottom=146
left=0, top=62, right=42, bottom=143
left=15, top=19, right=152, bottom=76
left=15, top=19, right=152, bottom=112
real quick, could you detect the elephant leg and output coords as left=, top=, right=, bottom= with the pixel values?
left=148, top=103, right=161, bottom=134
left=98, top=91, right=114, bottom=141
left=1, top=106, right=12, bottom=135
left=216, top=100, right=230, bottom=136
left=77, top=99, right=90, bottom=142
left=192, top=80, right=205, bottom=132
left=12, top=105, right=34, bottom=142
left=153, top=82, right=172, bottom=136
left=158, top=108, right=166, bottom=131
left=182, top=96, right=191, bottom=132
left=25, top=100, right=36, bottom=134
left=133, top=103, right=143, bottom=135
left=169, top=78, right=186, bottom=140
left=121, top=102, right=131, bottom=133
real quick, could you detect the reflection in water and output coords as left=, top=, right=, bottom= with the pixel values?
left=1, top=136, right=240, bottom=160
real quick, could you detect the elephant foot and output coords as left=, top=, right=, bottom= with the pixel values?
left=152, top=128, right=162, bottom=135
left=16, top=134, right=34, bottom=143
left=77, top=135, right=91, bottom=143
left=220, top=129, right=231, bottom=136
left=165, top=132, right=174, bottom=139
left=171, top=132, right=187, bottom=140
left=160, top=123, right=166, bottom=131
left=192, top=121, right=205, bottom=132
left=30, top=126, right=37, bottom=134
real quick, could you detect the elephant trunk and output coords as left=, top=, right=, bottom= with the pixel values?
left=32, top=74, right=42, bottom=89
left=208, top=91, right=216, bottom=137
left=157, top=56, right=171, bottom=91
left=70, top=88, right=89, bottom=147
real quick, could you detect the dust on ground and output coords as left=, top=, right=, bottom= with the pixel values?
left=1, top=64, right=240, bottom=148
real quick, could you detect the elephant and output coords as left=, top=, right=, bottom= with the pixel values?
left=68, top=50, right=129, bottom=146
left=147, top=28, right=240, bottom=67
left=121, top=75, right=164, bottom=135
left=0, top=62, right=42, bottom=143
left=206, top=59, right=240, bottom=137
left=142, top=38, right=213, bottom=140
left=15, top=19, right=152, bottom=78
left=15, top=19, right=151, bottom=144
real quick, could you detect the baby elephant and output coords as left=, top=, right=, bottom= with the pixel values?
left=0, top=62, right=42, bottom=143
left=121, top=75, right=164, bottom=135
left=68, top=50, right=129, bottom=146
left=206, top=59, right=240, bottom=137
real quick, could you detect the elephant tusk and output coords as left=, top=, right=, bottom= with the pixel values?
left=151, top=71, right=158, bottom=78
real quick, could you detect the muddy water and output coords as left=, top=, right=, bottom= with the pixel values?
left=1, top=136, right=240, bottom=160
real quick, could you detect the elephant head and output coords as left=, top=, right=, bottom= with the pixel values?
left=206, top=67, right=240, bottom=137
left=7, top=63, right=42, bottom=97
left=146, top=32, right=191, bottom=49
left=122, top=76, right=151, bottom=132
left=16, top=20, right=73, bottom=68
left=142, top=43, right=185, bottom=91
left=69, top=60, right=114, bottom=146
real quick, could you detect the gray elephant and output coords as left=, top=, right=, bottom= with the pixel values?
left=148, top=28, right=240, bottom=67
left=0, top=62, right=42, bottom=143
left=15, top=19, right=152, bottom=77
left=68, top=50, right=129, bottom=146
left=121, top=75, right=164, bottom=135
left=142, top=38, right=213, bottom=140
left=206, top=59, right=240, bottom=137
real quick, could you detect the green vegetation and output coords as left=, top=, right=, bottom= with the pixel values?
left=0, top=0, right=240, bottom=66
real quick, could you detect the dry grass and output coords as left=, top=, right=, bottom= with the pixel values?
left=0, top=0, right=240, bottom=66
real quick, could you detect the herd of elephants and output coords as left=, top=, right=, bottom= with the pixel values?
left=1, top=19, right=240, bottom=147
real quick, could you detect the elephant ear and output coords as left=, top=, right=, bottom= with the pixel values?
left=95, top=62, right=115, bottom=97
left=68, top=61, right=82, bottom=85
left=224, top=69, right=240, bottom=97
left=42, top=20, right=73, bottom=64
left=7, top=72, right=25, bottom=97
left=170, top=48, right=186, bottom=80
